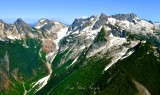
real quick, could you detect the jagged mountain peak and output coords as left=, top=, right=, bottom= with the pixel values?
left=72, top=13, right=107, bottom=23
left=67, top=13, right=109, bottom=35
left=14, top=18, right=26, bottom=24
left=35, top=18, right=50, bottom=29
left=14, top=18, right=32, bottom=34
left=16, top=18, right=23, bottom=21
left=0, top=19, right=10, bottom=26
left=111, top=13, right=137, bottom=22
left=112, top=13, right=137, bottom=17
left=0, top=19, right=12, bottom=31
left=0, top=12, right=160, bottom=95
left=68, top=14, right=101, bottom=33
left=99, top=12, right=108, bottom=17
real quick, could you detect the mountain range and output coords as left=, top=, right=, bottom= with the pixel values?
left=0, top=13, right=160, bottom=95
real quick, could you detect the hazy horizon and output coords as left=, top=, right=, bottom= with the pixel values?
left=0, top=0, right=160, bottom=24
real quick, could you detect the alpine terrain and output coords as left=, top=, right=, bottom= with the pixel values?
left=0, top=13, right=160, bottom=95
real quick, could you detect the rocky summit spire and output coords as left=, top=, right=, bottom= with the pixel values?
left=16, top=18, right=24, bottom=23
left=14, top=18, right=32, bottom=33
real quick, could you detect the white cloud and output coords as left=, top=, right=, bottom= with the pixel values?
left=81, top=16, right=88, bottom=19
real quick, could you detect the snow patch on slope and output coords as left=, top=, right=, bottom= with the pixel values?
left=28, top=51, right=54, bottom=93
left=87, top=33, right=127, bottom=58
left=54, top=28, right=68, bottom=50
left=7, top=35, right=16, bottom=40
left=108, top=17, right=117, bottom=25
left=107, top=33, right=126, bottom=49
left=29, top=62, right=52, bottom=93
left=35, top=19, right=48, bottom=29
left=23, top=84, right=27, bottom=95
left=46, top=52, right=56, bottom=64
left=103, top=40, right=140, bottom=72
left=32, top=74, right=50, bottom=92
left=104, top=47, right=128, bottom=71
left=87, top=46, right=106, bottom=58
left=67, top=56, right=79, bottom=68
left=91, top=14, right=101, bottom=28
left=35, top=22, right=47, bottom=29
left=121, top=50, right=134, bottom=60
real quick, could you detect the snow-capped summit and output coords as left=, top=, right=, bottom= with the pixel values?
left=58, top=13, right=160, bottom=67
left=39, top=18, right=47, bottom=23
left=35, top=18, right=50, bottom=29
left=35, top=19, right=67, bottom=31
left=35, top=19, right=68, bottom=40
left=35, top=19, right=69, bottom=58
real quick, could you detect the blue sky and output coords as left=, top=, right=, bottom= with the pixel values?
left=0, top=0, right=159, bottom=24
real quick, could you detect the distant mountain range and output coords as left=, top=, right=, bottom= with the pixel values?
left=155, top=22, right=160, bottom=28
left=0, top=13, right=160, bottom=95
